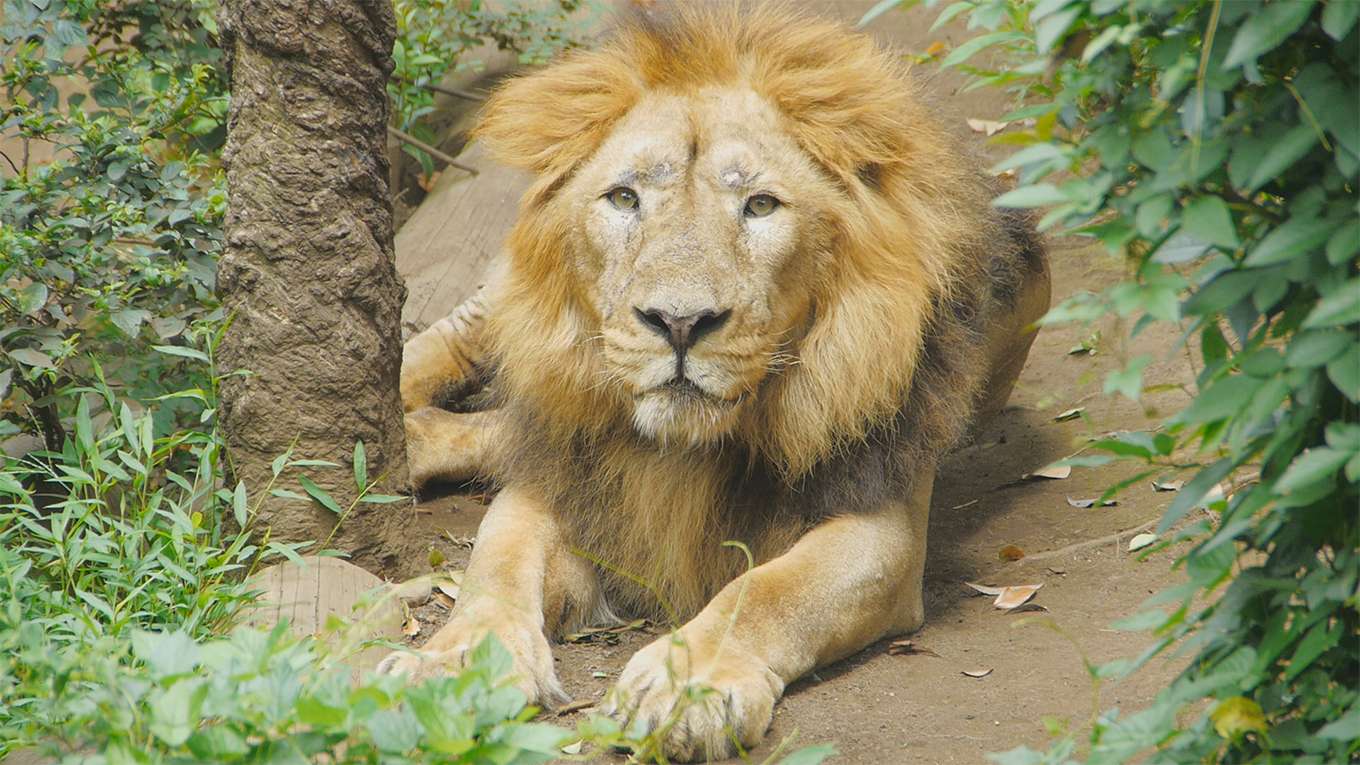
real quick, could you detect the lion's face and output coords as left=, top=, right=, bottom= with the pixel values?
left=558, top=88, right=839, bottom=445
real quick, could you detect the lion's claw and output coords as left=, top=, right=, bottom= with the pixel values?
left=604, top=637, right=783, bottom=762
left=376, top=617, right=568, bottom=708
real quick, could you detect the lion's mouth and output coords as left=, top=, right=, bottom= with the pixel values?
left=650, top=376, right=737, bottom=406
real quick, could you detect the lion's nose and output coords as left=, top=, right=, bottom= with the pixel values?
left=634, top=307, right=732, bottom=352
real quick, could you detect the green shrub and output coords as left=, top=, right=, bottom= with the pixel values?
left=863, top=0, right=1358, bottom=762
left=388, top=0, right=586, bottom=178
left=1, top=0, right=228, bottom=450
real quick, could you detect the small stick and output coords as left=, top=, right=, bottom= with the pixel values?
left=553, top=698, right=596, bottom=716
left=386, top=125, right=478, bottom=176
left=419, top=81, right=487, bottom=102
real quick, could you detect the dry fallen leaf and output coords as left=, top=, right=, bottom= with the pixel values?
left=998, top=544, right=1026, bottom=562
left=434, top=573, right=462, bottom=601
left=402, top=615, right=421, bottom=637
left=1046, top=566, right=1067, bottom=576
left=1007, top=602, right=1050, bottom=614
left=994, top=584, right=1043, bottom=610
left=924, top=40, right=947, bottom=57
left=1066, top=496, right=1118, bottom=508
left=416, top=171, right=441, bottom=192
left=966, top=118, right=1009, bottom=136
left=433, top=592, right=456, bottom=610
left=1152, top=480, right=1184, bottom=492
left=444, top=533, right=476, bottom=550
left=561, top=741, right=584, bottom=755
left=887, top=639, right=942, bottom=658
left=962, top=668, right=994, bottom=679
left=1128, top=532, right=1157, bottom=552
left=1053, top=407, right=1085, bottom=422
left=1024, top=464, right=1072, bottom=480
left=965, top=581, right=1043, bottom=610
left=965, top=582, right=1005, bottom=597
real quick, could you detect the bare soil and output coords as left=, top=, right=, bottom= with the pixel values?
left=391, top=3, right=1202, bottom=762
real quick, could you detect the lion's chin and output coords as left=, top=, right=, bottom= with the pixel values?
left=631, top=387, right=741, bottom=447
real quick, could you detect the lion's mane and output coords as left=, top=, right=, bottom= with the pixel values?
left=471, top=4, right=1043, bottom=622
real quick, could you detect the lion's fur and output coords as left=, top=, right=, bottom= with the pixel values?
left=470, top=4, right=1044, bottom=622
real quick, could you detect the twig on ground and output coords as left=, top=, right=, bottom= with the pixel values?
left=386, top=125, right=478, bottom=176
left=1003, top=518, right=1158, bottom=565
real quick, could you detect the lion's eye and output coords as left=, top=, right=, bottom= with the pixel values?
left=606, top=186, right=639, bottom=211
left=743, top=194, right=780, bottom=218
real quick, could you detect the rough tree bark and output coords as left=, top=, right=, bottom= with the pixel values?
left=217, top=0, right=411, bottom=572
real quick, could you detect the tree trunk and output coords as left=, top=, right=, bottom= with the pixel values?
left=217, top=0, right=411, bottom=573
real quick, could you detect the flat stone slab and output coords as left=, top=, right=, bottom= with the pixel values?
left=246, top=554, right=405, bottom=677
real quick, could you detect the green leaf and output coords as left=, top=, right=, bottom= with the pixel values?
left=856, top=0, right=902, bottom=28
left=1176, top=374, right=1265, bottom=424
left=8, top=348, right=55, bottom=369
left=942, top=31, right=1026, bottom=68
left=1222, top=0, right=1317, bottom=69
left=1327, top=346, right=1360, bottom=402
left=1302, top=280, right=1360, bottom=327
left=131, top=629, right=201, bottom=678
left=17, top=282, right=48, bottom=315
left=1105, top=355, right=1152, bottom=401
left=186, top=727, right=250, bottom=761
left=1035, top=7, right=1080, bottom=54
left=1284, top=618, right=1341, bottom=681
left=152, top=344, right=209, bottom=363
left=353, top=440, right=367, bottom=492
left=1285, top=329, right=1351, bottom=367
left=75, top=394, right=94, bottom=454
left=1158, top=457, right=1235, bottom=533
left=298, top=475, right=344, bottom=515
left=232, top=480, right=248, bottom=527
left=929, top=2, right=972, bottom=33
left=297, top=694, right=349, bottom=728
left=993, top=183, right=1069, bottom=208
left=1321, top=0, right=1360, bottom=40
left=359, top=493, right=408, bottom=504
left=1242, top=123, right=1319, bottom=193
left=148, top=677, right=208, bottom=747
left=778, top=744, right=840, bottom=765
left=1325, top=219, right=1359, bottom=265
left=109, top=308, right=150, bottom=338
left=1317, top=705, right=1360, bottom=740
left=1243, top=214, right=1338, bottom=266
left=368, top=708, right=421, bottom=753
left=1276, top=447, right=1349, bottom=494
left=1181, top=196, right=1239, bottom=248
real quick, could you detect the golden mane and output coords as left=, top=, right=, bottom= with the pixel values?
left=475, top=4, right=1001, bottom=479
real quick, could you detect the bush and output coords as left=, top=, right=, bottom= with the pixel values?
left=0, top=333, right=830, bottom=763
left=862, top=0, right=1358, bottom=762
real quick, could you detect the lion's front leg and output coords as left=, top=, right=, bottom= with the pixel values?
left=377, top=487, right=601, bottom=707
left=606, top=479, right=932, bottom=761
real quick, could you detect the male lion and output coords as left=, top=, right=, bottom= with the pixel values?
left=382, top=5, right=1050, bottom=760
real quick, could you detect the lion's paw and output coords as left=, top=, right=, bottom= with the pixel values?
left=376, top=616, right=568, bottom=707
left=603, top=636, right=783, bottom=762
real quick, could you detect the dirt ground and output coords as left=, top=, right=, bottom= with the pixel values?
left=390, top=3, right=1202, bottom=763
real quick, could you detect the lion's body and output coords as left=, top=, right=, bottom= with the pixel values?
left=388, top=6, right=1050, bottom=759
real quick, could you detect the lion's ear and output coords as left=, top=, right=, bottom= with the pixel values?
left=474, top=51, right=641, bottom=180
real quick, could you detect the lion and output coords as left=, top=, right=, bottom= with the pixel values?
left=381, top=5, right=1050, bottom=760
